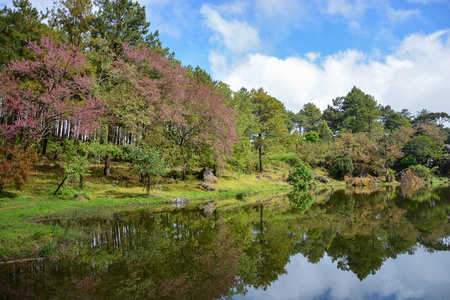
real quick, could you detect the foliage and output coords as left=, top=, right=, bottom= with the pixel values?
left=409, top=165, right=431, bottom=180
left=288, top=191, right=314, bottom=214
left=251, top=88, right=287, bottom=172
left=401, top=154, right=417, bottom=168
left=287, top=161, right=314, bottom=191
left=0, top=146, right=38, bottom=193
left=297, top=102, right=322, bottom=133
left=303, top=131, right=320, bottom=143
left=0, top=0, right=55, bottom=65
left=50, top=0, right=94, bottom=46
left=90, top=0, right=151, bottom=55
left=59, top=141, right=91, bottom=189
left=126, top=145, right=166, bottom=196
left=332, top=155, right=354, bottom=179
left=0, top=37, right=103, bottom=147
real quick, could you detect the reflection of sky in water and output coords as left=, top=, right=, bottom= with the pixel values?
left=235, top=246, right=450, bottom=300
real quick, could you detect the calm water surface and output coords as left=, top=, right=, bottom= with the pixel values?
left=1, top=185, right=450, bottom=299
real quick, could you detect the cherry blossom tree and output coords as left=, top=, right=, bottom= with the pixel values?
left=0, top=37, right=104, bottom=151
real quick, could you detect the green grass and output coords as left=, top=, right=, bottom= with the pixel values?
left=0, top=160, right=291, bottom=261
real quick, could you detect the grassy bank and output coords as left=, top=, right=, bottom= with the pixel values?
left=0, top=160, right=292, bottom=261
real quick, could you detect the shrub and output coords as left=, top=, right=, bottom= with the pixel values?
left=287, top=161, right=314, bottom=191
left=409, top=164, right=431, bottom=180
left=332, top=156, right=354, bottom=179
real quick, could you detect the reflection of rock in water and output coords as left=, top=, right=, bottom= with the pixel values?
left=400, top=169, right=423, bottom=197
left=172, top=197, right=190, bottom=208
left=401, top=184, right=423, bottom=198
left=199, top=202, right=217, bottom=218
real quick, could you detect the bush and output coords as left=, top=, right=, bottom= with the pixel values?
left=287, top=161, right=314, bottom=191
left=332, top=156, right=354, bottom=179
left=280, top=153, right=298, bottom=166
left=401, top=154, right=417, bottom=168
left=409, top=164, right=431, bottom=180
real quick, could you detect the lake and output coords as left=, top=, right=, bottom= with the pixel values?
left=1, top=185, right=450, bottom=299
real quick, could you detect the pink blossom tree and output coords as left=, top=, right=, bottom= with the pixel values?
left=0, top=37, right=104, bottom=151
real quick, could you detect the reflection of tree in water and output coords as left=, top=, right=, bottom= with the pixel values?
left=288, top=191, right=314, bottom=214
left=1, top=186, right=450, bottom=297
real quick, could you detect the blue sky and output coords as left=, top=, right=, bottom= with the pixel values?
left=2, top=0, right=450, bottom=116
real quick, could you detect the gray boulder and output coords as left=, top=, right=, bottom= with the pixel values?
left=199, top=182, right=215, bottom=191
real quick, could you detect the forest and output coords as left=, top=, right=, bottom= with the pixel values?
left=1, top=0, right=450, bottom=196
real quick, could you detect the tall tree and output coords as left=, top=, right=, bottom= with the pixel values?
left=251, top=88, right=287, bottom=173
left=90, top=0, right=150, bottom=55
left=0, top=37, right=103, bottom=150
left=50, top=0, right=95, bottom=47
left=341, top=87, right=380, bottom=135
left=297, top=102, right=322, bottom=133
left=0, top=0, right=53, bottom=65
left=227, top=87, right=258, bottom=172
left=381, top=105, right=411, bottom=132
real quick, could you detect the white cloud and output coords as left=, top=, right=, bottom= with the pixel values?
left=318, top=0, right=369, bottom=18
left=200, top=4, right=261, bottom=54
left=386, top=7, right=421, bottom=22
left=213, top=30, right=450, bottom=116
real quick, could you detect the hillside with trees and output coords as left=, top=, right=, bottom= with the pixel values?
left=1, top=0, right=450, bottom=195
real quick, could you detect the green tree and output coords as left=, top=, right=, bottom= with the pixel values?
left=333, top=155, right=354, bottom=179
left=402, top=136, right=444, bottom=167
left=287, top=160, right=314, bottom=191
left=50, top=0, right=95, bottom=47
left=126, top=145, right=166, bottom=196
left=251, top=88, right=287, bottom=173
left=227, top=87, right=258, bottom=173
left=341, top=87, right=380, bottom=135
left=323, top=96, right=345, bottom=133
left=303, top=131, right=319, bottom=143
left=90, top=0, right=151, bottom=55
left=298, top=102, right=322, bottom=133
left=317, top=120, right=334, bottom=141
left=0, top=0, right=54, bottom=65
left=381, top=105, right=411, bottom=132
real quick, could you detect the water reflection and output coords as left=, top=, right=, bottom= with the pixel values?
left=1, top=186, right=449, bottom=299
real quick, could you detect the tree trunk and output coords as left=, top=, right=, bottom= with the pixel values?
left=259, top=146, right=263, bottom=173
left=42, top=136, right=48, bottom=155
left=79, top=174, right=84, bottom=189
left=104, top=152, right=111, bottom=176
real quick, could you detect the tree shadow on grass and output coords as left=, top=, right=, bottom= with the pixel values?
left=0, top=191, right=18, bottom=199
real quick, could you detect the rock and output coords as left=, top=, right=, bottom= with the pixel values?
left=354, top=174, right=377, bottom=187
left=262, top=174, right=274, bottom=180
left=200, top=167, right=218, bottom=184
left=199, top=182, right=215, bottom=191
left=200, top=202, right=217, bottom=218
left=74, top=193, right=88, bottom=202
left=315, top=175, right=329, bottom=183
left=345, top=175, right=354, bottom=186
left=281, top=173, right=287, bottom=181
left=256, top=175, right=261, bottom=181
left=401, top=169, right=424, bottom=186
left=172, top=197, right=190, bottom=208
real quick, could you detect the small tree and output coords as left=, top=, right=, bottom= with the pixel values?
left=0, top=147, right=38, bottom=193
left=333, top=155, right=354, bottom=179
left=126, top=145, right=166, bottom=197
left=287, top=161, right=314, bottom=191
left=54, top=141, right=91, bottom=194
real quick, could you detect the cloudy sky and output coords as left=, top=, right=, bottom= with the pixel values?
left=2, top=0, right=450, bottom=116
